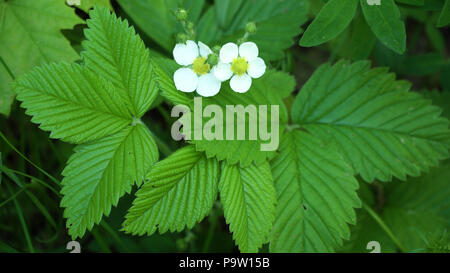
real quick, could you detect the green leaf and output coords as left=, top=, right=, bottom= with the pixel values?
left=77, top=0, right=112, bottom=12
left=361, top=0, right=406, bottom=54
left=437, top=0, right=450, bottom=27
left=123, top=145, right=219, bottom=235
left=214, top=0, right=245, bottom=28
left=300, top=0, right=359, bottom=47
left=198, top=0, right=309, bottom=61
left=117, top=0, right=205, bottom=52
left=292, top=60, right=450, bottom=182
left=338, top=182, right=397, bottom=253
left=269, top=130, right=360, bottom=252
left=0, top=0, right=82, bottom=116
left=422, top=90, right=450, bottom=121
left=61, top=124, right=158, bottom=238
left=330, top=10, right=376, bottom=61
left=382, top=160, right=450, bottom=251
left=219, top=161, right=276, bottom=253
left=82, top=7, right=158, bottom=118
left=344, top=160, right=450, bottom=252
left=425, top=20, right=446, bottom=55
left=396, top=0, right=424, bottom=5
left=330, top=11, right=377, bottom=61
left=0, top=59, right=14, bottom=116
left=12, top=63, right=132, bottom=144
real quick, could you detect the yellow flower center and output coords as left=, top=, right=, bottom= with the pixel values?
left=192, top=57, right=210, bottom=75
left=231, top=57, right=249, bottom=76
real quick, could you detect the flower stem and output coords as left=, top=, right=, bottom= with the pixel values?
left=362, top=202, right=408, bottom=253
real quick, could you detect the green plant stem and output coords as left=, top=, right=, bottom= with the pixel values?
left=0, top=130, right=60, bottom=186
left=0, top=186, right=28, bottom=208
left=201, top=217, right=217, bottom=253
left=91, top=228, right=112, bottom=253
left=362, top=202, right=407, bottom=253
left=5, top=181, right=34, bottom=253
left=100, top=221, right=130, bottom=252
left=3, top=167, right=61, bottom=196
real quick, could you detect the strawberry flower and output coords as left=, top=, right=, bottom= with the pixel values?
left=213, top=42, right=266, bottom=93
left=173, top=40, right=221, bottom=97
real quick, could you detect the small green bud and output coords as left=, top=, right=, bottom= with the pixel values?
left=186, top=21, right=195, bottom=30
left=207, top=54, right=219, bottom=66
left=176, top=33, right=188, bottom=44
left=245, top=22, right=257, bottom=34
left=175, top=8, right=188, bottom=21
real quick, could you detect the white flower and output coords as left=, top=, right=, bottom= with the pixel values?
left=172, top=40, right=221, bottom=97
left=213, top=42, right=266, bottom=93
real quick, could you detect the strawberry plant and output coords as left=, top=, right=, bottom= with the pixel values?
left=0, top=0, right=449, bottom=253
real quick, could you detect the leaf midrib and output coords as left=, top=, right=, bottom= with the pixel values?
left=15, top=83, right=131, bottom=122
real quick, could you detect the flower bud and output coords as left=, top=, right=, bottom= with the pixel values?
left=175, top=8, right=188, bottom=21
left=207, top=54, right=219, bottom=66
left=186, top=21, right=195, bottom=30
left=245, top=22, right=257, bottom=34
left=176, top=33, right=188, bottom=44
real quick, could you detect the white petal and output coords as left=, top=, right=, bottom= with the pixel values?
left=198, top=41, right=212, bottom=58
left=239, top=42, right=259, bottom=62
left=247, top=57, right=266, bottom=79
left=173, top=68, right=198, bottom=92
left=219, top=42, right=238, bottom=63
left=173, top=40, right=199, bottom=66
left=196, top=73, right=221, bottom=97
left=212, top=62, right=233, bottom=82
left=230, top=74, right=252, bottom=93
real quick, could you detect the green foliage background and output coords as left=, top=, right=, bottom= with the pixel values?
left=0, top=0, right=449, bottom=253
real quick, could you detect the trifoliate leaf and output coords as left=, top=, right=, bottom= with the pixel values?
left=361, top=0, right=406, bottom=54
left=82, top=7, right=158, bottom=118
left=269, top=130, right=360, bottom=253
left=123, top=145, right=219, bottom=235
left=117, top=0, right=205, bottom=52
left=300, top=0, right=359, bottom=47
left=219, top=161, right=276, bottom=253
left=197, top=0, right=309, bottom=61
left=12, top=63, right=131, bottom=144
left=0, top=0, right=82, bottom=116
left=61, top=124, right=158, bottom=238
left=292, top=60, right=450, bottom=182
